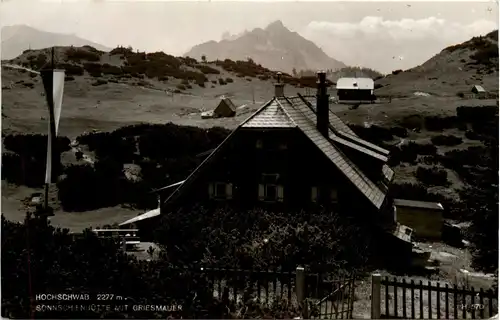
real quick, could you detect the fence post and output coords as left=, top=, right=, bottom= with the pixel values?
left=371, top=273, right=382, bottom=319
left=296, top=266, right=308, bottom=319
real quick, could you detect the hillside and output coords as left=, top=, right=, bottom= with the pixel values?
left=375, top=30, right=499, bottom=98
left=1, top=25, right=111, bottom=60
left=1, top=45, right=332, bottom=138
left=185, top=20, right=346, bottom=73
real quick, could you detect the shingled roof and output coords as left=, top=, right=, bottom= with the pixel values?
left=164, top=94, right=393, bottom=210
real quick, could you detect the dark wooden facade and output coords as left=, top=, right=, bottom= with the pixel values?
left=161, top=127, right=392, bottom=225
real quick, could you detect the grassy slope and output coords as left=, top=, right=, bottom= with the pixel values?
left=376, top=31, right=499, bottom=97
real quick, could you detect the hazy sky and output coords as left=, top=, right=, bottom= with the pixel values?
left=1, top=0, right=498, bottom=73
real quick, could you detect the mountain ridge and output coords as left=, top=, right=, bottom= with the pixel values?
left=1, top=25, right=111, bottom=60
left=185, top=20, right=346, bottom=73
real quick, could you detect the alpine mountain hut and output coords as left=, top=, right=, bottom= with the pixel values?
left=214, top=98, right=237, bottom=118
left=336, top=77, right=375, bottom=102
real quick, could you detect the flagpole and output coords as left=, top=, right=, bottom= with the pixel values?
left=43, top=47, right=58, bottom=215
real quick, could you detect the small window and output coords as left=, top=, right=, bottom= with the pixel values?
left=267, top=185, right=277, bottom=199
left=330, top=189, right=338, bottom=203
left=258, top=184, right=284, bottom=202
left=311, top=186, right=318, bottom=202
left=208, top=182, right=232, bottom=199
left=256, top=139, right=263, bottom=149
left=215, top=183, right=226, bottom=197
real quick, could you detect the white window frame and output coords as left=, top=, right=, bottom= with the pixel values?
left=208, top=182, right=233, bottom=200
left=258, top=184, right=283, bottom=202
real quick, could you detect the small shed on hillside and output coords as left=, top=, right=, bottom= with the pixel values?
left=214, top=98, right=237, bottom=118
left=394, top=199, right=444, bottom=240
left=471, top=85, right=487, bottom=99
left=336, top=77, right=375, bottom=101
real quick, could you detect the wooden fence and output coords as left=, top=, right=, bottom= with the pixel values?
left=199, top=266, right=356, bottom=319
left=371, top=274, right=498, bottom=319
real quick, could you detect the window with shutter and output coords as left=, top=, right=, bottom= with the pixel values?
left=258, top=184, right=265, bottom=200
left=226, top=183, right=233, bottom=199
left=208, top=183, right=214, bottom=199
left=277, top=186, right=284, bottom=202
left=209, top=182, right=232, bottom=199
left=311, top=186, right=318, bottom=202
left=258, top=184, right=284, bottom=202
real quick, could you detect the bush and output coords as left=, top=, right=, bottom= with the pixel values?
left=120, top=51, right=207, bottom=83
left=415, top=166, right=449, bottom=186
left=70, top=124, right=230, bottom=209
left=83, top=62, right=102, bottom=77
left=465, top=130, right=481, bottom=140
left=64, top=76, right=75, bottom=81
left=347, top=124, right=393, bottom=144
left=457, top=92, right=465, bottom=98
left=218, top=78, right=226, bottom=85
left=30, top=53, right=47, bottom=69
left=65, top=47, right=101, bottom=62
left=419, top=155, right=440, bottom=165
left=399, top=115, right=423, bottom=131
left=110, top=46, right=134, bottom=55
left=424, top=116, right=460, bottom=131
left=154, top=206, right=372, bottom=272
left=431, top=134, right=463, bottom=146
left=57, top=158, right=126, bottom=211
left=57, top=63, right=85, bottom=76
left=388, top=182, right=447, bottom=203
left=214, top=58, right=273, bottom=78
left=470, top=41, right=498, bottom=66
left=101, top=63, right=122, bottom=75
left=457, top=106, right=498, bottom=125
left=225, top=77, right=234, bottom=83
left=91, top=79, right=108, bottom=86
left=3, top=134, right=70, bottom=158
left=177, top=84, right=186, bottom=90
left=387, top=142, right=437, bottom=166
left=2, top=134, right=70, bottom=187
left=195, top=64, right=220, bottom=75
left=392, top=69, right=403, bottom=75
left=389, top=127, right=408, bottom=138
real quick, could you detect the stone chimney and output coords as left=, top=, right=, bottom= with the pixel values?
left=275, top=72, right=285, bottom=97
left=316, top=71, right=330, bottom=137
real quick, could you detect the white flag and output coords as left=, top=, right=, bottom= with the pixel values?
left=41, top=69, right=65, bottom=184
left=52, top=70, right=65, bottom=136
